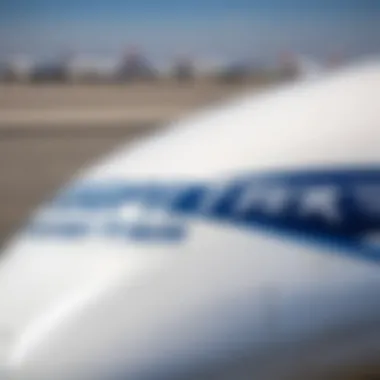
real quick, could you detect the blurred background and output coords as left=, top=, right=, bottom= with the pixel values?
left=0, top=0, right=379, bottom=246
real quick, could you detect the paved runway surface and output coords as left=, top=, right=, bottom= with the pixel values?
left=0, top=122, right=160, bottom=248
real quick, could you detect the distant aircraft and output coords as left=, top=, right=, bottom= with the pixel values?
left=1, top=59, right=380, bottom=380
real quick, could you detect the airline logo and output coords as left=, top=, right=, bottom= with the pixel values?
left=26, top=168, right=380, bottom=262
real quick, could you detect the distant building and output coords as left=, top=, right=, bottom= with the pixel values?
left=276, top=52, right=326, bottom=80
left=0, top=56, right=33, bottom=82
left=180, top=56, right=227, bottom=78
left=30, top=51, right=75, bottom=83
left=31, top=64, right=67, bottom=82
left=172, top=56, right=194, bottom=82
left=217, top=60, right=253, bottom=83
left=117, top=47, right=157, bottom=82
left=66, top=56, right=118, bottom=83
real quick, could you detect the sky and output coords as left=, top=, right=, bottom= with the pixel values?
left=0, top=0, right=379, bottom=63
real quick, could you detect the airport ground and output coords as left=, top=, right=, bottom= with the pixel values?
left=0, top=81, right=256, bottom=247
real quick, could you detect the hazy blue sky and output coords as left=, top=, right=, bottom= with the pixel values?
left=0, top=0, right=379, bottom=62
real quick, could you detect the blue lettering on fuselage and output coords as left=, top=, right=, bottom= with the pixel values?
left=25, top=167, right=380, bottom=262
